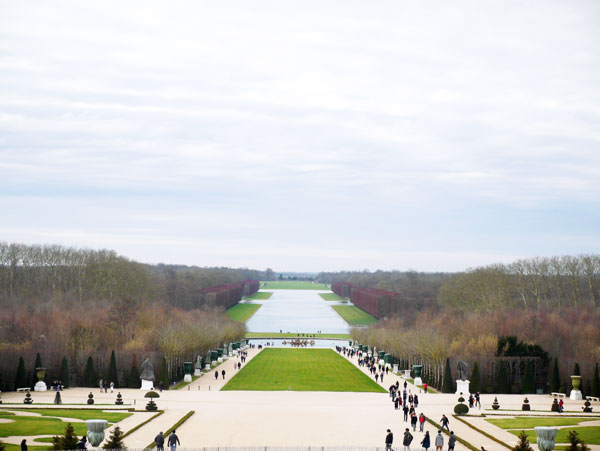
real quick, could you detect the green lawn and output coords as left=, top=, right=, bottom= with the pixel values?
left=172, top=375, right=200, bottom=390
left=511, top=427, right=600, bottom=445
left=245, top=332, right=352, bottom=339
left=7, top=409, right=131, bottom=423
left=487, top=417, right=597, bottom=429
left=226, top=303, right=262, bottom=322
left=331, top=305, right=378, bottom=326
left=261, top=281, right=330, bottom=290
left=243, top=291, right=273, bottom=300
left=221, top=348, right=386, bottom=392
left=0, top=411, right=89, bottom=437
left=3, top=444, right=48, bottom=451
left=318, top=292, right=347, bottom=301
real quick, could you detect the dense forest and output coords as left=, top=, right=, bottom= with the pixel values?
left=0, top=241, right=269, bottom=390
left=322, top=256, right=600, bottom=395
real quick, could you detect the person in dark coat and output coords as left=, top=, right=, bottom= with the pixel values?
left=421, top=431, right=431, bottom=451
left=402, top=428, right=413, bottom=451
left=214, top=370, right=218, bottom=380
left=385, top=429, right=394, bottom=451
left=167, top=430, right=180, bottom=451
left=221, top=369, right=226, bottom=379
left=154, top=431, right=165, bottom=451
left=20, top=439, right=27, bottom=451
left=403, top=404, right=409, bottom=422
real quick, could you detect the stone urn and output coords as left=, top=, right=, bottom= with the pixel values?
left=412, top=365, right=423, bottom=385
left=34, top=368, right=47, bottom=392
left=571, top=375, right=581, bottom=391
left=85, top=419, right=108, bottom=446
left=534, top=426, right=557, bottom=451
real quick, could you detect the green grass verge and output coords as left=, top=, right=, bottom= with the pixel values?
left=243, top=291, right=273, bottom=300
left=487, top=417, right=597, bottom=429
left=145, top=411, right=195, bottom=449
left=3, top=444, right=47, bottom=451
left=122, top=410, right=164, bottom=438
left=245, top=332, right=352, bottom=339
left=318, top=293, right=347, bottom=301
left=0, top=411, right=91, bottom=437
left=453, top=415, right=511, bottom=449
left=171, top=375, right=200, bottom=390
left=226, top=303, right=262, bottom=322
left=222, top=348, right=386, bottom=392
left=261, top=281, right=330, bottom=290
left=7, top=408, right=131, bottom=423
left=331, top=305, right=378, bottom=326
left=511, top=427, right=600, bottom=445
left=425, top=417, right=479, bottom=451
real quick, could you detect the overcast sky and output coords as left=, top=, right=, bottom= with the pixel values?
left=1, top=0, right=599, bottom=272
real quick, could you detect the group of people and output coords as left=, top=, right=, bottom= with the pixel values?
left=467, top=393, right=481, bottom=409
left=386, top=428, right=456, bottom=451
left=98, top=379, right=115, bottom=393
left=50, top=380, right=64, bottom=391
left=154, top=430, right=181, bottom=451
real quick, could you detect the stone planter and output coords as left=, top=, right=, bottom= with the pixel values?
left=85, top=419, right=108, bottom=446
left=534, top=426, right=557, bottom=451
left=570, top=375, right=583, bottom=400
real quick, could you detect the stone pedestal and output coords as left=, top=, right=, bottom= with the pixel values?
left=194, top=369, right=202, bottom=376
left=404, top=370, right=411, bottom=378
left=570, top=390, right=583, bottom=400
left=379, top=359, right=385, bottom=366
left=34, top=381, right=47, bottom=392
left=140, top=379, right=154, bottom=390
left=393, top=364, right=398, bottom=373
left=205, top=364, right=211, bottom=370
left=183, top=374, right=192, bottom=382
left=217, top=357, right=223, bottom=363
left=456, top=379, right=470, bottom=396
left=414, top=377, right=422, bottom=386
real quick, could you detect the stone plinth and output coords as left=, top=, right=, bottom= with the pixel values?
left=34, top=381, right=47, bottom=392
left=140, top=379, right=154, bottom=390
left=183, top=374, right=192, bottom=382
left=456, top=379, right=470, bottom=396
left=570, top=390, right=583, bottom=400
left=414, top=377, right=422, bottom=386
left=404, top=370, right=411, bottom=378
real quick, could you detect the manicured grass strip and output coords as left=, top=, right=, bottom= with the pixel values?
left=8, top=408, right=131, bottom=423
left=122, top=410, right=164, bottom=438
left=226, top=303, right=262, bottom=322
left=145, top=411, right=195, bottom=449
left=172, top=375, right=200, bottom=390
left=222, top=348, right=386, bottom=393
left=319, top=292, right=347, bottom=301
left=3, top=444, right=47, bottom=451
left=261, top=281, right=330, bottom=290
left=332, top=305, right=378, bottom=326
left=425, top=417, right=479, bottom=451
left=0, top=412, right=90, bottom=437
left=243, top=291, right=273, bottom=300
left=487, top=417, right=596, bottom=429
left=510, top=427, right=600, bottom=445
left=454, top=415, right=511, bottom=449
left=245, top=332, right=352, bottom=339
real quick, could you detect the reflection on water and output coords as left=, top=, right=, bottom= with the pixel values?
left=246, top=290, right=350, bottom=334
left=247, top=338, right=352, bottom=348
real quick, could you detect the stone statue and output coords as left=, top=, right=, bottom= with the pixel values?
left=139, top=357, right=155, bottom=381
left=456, top=360, right=468, bottom=381
left=195, top=354, right=202, bottom=369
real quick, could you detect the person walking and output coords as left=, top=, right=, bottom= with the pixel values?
left=214, top=370, right=218, bottom=380
left=448, top=431, right=456, bottom=451
left=414, top=394, right=419, bottom=407
left=410, top=412, right=418, bottom=431
left=221, top=369, right=226, bottom=380
left=385, top=429, right=394, bottom=451
left=475, top=392, right=481, bottom=408
left=154, top=432, right=165, bottom=451
left=421, top=431, right=431, bottom=451
left=419, top=413, right=426, bottom=432
left=403, top=404, right=409, bottom=422
left=440, top=414, right=450, bottom=432
left=20, top=439, right=27, bottom=451
left=435, top=430, right=444, bottom=451
left=402, top=428, right=413, bottom=451
left=110, top=381, right=114, bottom=393
left=167, top=430, right=180, bottom=451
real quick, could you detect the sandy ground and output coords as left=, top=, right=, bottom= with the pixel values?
left=2, top=348, right=599, bottom=451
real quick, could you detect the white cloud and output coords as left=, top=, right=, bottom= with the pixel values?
left=1, top=0, right=599, bottom=271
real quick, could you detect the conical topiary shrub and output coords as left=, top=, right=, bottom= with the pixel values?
left=522, top=397, right=530, bottom=411
left=492, top=396, right=500, bottom=410
left=87, top=392, right=94, bottom=405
